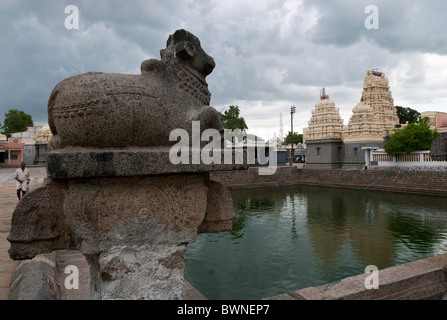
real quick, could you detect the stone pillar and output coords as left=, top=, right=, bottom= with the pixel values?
left=364, top=149, right=371, bottom=167
left=63, top=174, right=210, bottom=300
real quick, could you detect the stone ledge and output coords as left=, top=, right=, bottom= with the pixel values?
left=47, top=148, right=247, bottom=178
left=305, top=138, right=344, bottom=144
left=264, top=253, right=447, bottom=300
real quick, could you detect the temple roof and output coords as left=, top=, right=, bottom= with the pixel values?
left=36, top=123, right=53, bottom=143
left=352, top=101, right=372, bottom=114
left=304, top=90, right=344, bottom=141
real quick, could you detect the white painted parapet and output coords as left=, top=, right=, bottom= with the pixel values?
left=371, top=149, right=447, bottom=167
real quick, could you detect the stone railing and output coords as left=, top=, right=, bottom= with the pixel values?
left=371, top=149, right=447, bottom=167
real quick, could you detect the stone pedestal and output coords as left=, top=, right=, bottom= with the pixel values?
left=8, top=169, right=238, bottom=300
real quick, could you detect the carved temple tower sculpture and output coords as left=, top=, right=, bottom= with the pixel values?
left=342, top=70, right=399, bottom=166
left=304, top=88, right=344, bottom=141
left=303, top=88, right=345, bottom=169
left=343, top=101, right=384, bottom=144
left=358, top=70, right=399, bottom=137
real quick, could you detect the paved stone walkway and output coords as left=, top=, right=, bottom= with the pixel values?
left=0, top=166, right=206, bottom=300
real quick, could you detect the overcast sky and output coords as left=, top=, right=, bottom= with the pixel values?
left=1, top=0, right=447, bottom=140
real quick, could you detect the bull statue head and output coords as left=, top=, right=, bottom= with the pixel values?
left=160, top=29, right=216, bottom=77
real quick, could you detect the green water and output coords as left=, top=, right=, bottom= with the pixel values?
left=184, top=185, right=447, bottom=300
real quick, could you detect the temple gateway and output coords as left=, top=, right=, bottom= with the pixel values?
left=303, top=70, right=400, bottom=169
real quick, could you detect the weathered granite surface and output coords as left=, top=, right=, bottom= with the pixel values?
left=8, top=173, right=236, bottom=299
left=46, top=148, right=246, bottom=179
left=9, top=252, right=61, bottom=300
left=430, top=132, right=447, bottom=161
left=47, top=29, right=222, bottom=151
left=9, top=249, right=206, bottom=300
left=264, top=253, right=447, bottom=300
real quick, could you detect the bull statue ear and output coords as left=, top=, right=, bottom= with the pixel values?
left=184, top=41, right=196, bottom=56
left=175, top=41, right=196, bottom=57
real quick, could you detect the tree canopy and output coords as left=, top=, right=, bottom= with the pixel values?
left=1, top=109, right=34, bottom=137
left=218, top=105, right=248, bottom=132
left=395, top=106, right=420, bottom=124
left=283, top=131, right=303, bottom=145
left=384, top=117, right=438, bottom=156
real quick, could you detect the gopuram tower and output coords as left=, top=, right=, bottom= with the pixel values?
left=304, top=88, right=345, bottom=169
left=304, top=88, right=345, bottom=141
left=359, top=69, right=398, bottom=136
left=343, top=70, right=399, bottom=144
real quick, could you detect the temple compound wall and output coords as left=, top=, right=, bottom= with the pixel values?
left=210, top=166, right=447, bottom=196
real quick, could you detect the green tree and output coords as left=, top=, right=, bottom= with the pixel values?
left=1, top=109, right=34, bottom=137
left=395, top=106, right=420, bottom=124
left=218, top=105, right=248, bottom=132
left=384, top=117, right=438, bottom=156
left=283, top=131, right=303, bottom=145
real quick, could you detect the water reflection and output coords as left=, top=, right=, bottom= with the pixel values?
left=185, top=185, right=447, bottom=300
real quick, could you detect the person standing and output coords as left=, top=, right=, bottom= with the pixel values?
left=15, top=161, right=30, bottom=200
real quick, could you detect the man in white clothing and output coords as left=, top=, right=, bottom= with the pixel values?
left=15, top=161, right=30, bottom=200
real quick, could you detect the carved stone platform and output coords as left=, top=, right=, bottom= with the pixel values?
left=46, top=148, right=247, bottom=179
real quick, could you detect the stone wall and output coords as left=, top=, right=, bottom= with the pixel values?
left=212, top=166, right=447, bottom=300
left=341, top=143, right=385, bottom=169
left=23, top=145, right=36, bottom=166
left=210, top=166, right=447, bottom=196
left=304, top=139, right=343, bottom=169
left=264, top=253, right=447, bottom=300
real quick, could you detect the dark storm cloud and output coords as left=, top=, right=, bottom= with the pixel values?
left=305, top=0, right=447, bottom=54
left=0, top=0, right=446, bottom=138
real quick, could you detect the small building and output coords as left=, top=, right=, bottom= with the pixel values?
left=0, top=137, right=25, bottom=165
left=10, top=126, right=42, bottom=143
left=421, top=111, right=447, bottom=133
left=293, top=143, right=306, bottom=162
left=0, top=125, right=50, bottom=166
left=283, top=142, right=305, bottom=162
left=0, top=133, right=8, bottom=164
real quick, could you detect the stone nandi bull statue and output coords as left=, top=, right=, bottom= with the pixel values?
left=48, top=28, right=223, bottom=150
left=8, top=29, right=245, bottom=300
